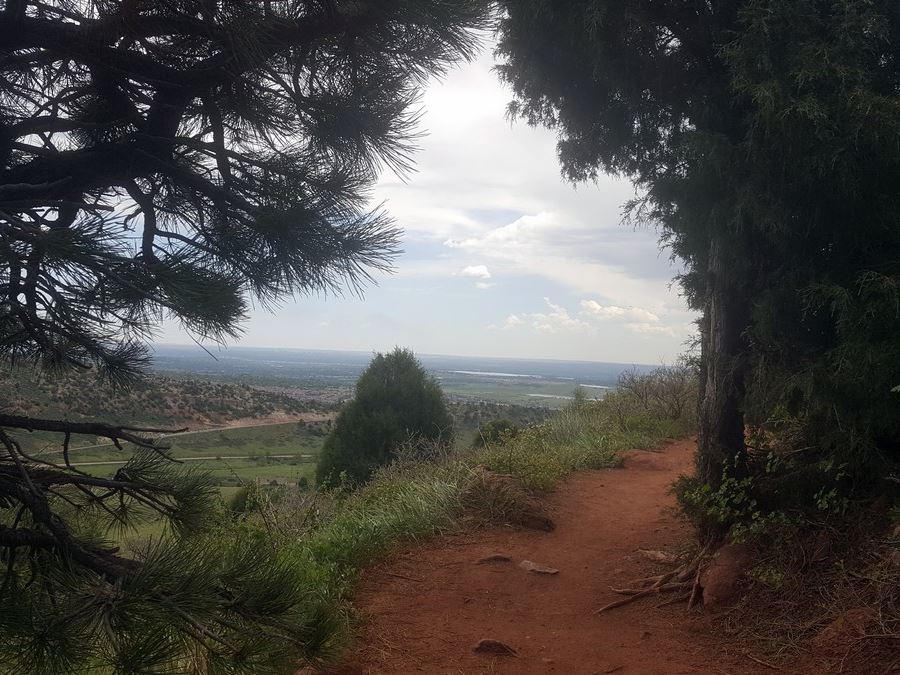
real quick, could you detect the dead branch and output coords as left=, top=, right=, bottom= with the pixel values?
left=744, top=653, right=782, bottom=671
left=609, top=582, right=692, bottom=596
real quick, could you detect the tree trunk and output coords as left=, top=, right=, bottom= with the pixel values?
left=696, top=238, right=749, bottom=488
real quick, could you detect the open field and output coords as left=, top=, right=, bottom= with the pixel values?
left=58, top=421, right=327, bottom=487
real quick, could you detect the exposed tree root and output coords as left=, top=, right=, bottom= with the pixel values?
left=596, top=576, right=692, bottom=613
left=655, top=592, right=692, bottom=608
left=677, top=558, right=701, bottom=582
left=687, top=564, right=703, bottom=610
left=596, top=547, right=712, bottom=615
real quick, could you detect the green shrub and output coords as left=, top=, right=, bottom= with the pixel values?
left=316, top=348, right=453, bottom=487
left=228, top=485, right=253, bottom=515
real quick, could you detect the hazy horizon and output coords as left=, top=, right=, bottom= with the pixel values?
left=152, top=342, right=661, bottom=368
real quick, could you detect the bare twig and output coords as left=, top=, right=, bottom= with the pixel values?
left=744, top=653, right=782, bottom=671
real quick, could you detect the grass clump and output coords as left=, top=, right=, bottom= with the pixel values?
left=304, top=464, right=467, bottom=579
left=462, top=467, right=554, bottom=530
left=475, top=399, right=688, bottom=490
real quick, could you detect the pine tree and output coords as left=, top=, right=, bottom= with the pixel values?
left=495, top=1, right=900, bottom=503
left=0, top=2, right=489, bottom=671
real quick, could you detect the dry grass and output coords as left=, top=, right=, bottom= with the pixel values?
left=720, top=522, right=900, bottom=673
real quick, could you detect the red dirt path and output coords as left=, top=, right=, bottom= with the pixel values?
left=333, top=439, right=770, bottom=674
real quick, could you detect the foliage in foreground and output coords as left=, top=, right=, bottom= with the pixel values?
left=0, top=1, right=491, bottom=672
left=0, top=387, right=688, bottom=673
left=0, top=455, right=343, bottom=674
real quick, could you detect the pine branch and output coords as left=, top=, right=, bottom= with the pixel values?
left=0, top=413, right=185, bottom=449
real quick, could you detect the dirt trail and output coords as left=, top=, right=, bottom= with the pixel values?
left=335, top=439, right=765, bottom=675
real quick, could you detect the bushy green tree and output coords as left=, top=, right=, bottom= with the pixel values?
left=0, top=1, right=489, bottom=672
left=317, top=348, right=453, bottom=486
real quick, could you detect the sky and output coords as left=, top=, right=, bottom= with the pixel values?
left=162, top=47, right=697, bottom=365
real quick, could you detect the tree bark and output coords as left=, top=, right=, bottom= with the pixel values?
left=696, top=237, right=749, bottom=488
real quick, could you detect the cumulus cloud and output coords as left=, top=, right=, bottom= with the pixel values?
left=476, top=282, right=495, bottom=290
left=499, top=298, right=591, bottom=334
left=496, top=298, right=687, bottom=343
left=442, top=212, right=683, bottom=315
left=580, top=300, right=660, bottom=323
left=459, top=264, right=492, bottom=280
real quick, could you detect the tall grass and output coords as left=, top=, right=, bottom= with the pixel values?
left=475, top=398, right=690, bottom=490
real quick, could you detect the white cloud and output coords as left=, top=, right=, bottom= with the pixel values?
left=442, top=212, right=684, bottom=316
left=626, top=323, right=677, bottom=337
left=459, top=264, right=492, bottom=280
left=496, top=298, right=689, bottom=345
left=475, top=282, right=495, bottom=290
left=580, top=300, right=660, bottom=323
left=499, top=298, right=591, bottom=334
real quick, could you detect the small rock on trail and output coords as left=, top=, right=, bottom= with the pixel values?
left=475, top=553, right=512, bottom=564
left=637, top=548, right=679, bottom=564
left=473, top=639, right=518, bottom=656
left=518, top=559, right=559, bottom=575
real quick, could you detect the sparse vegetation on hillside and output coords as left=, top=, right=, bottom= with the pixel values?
left=471, top=418, right=520, bottom=449
left=451, top=401, right=552, bottom=444
left=0, top=366, right=321, bottom=429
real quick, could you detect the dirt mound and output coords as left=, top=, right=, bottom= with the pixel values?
left=812, top=607, right=878, bottom=658
left=332, top=439, right=764, bottom=674
left=700, top=542, right=753, bottom=609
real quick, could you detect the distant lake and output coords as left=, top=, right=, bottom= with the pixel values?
left=150, top=344, right=655, bottom=407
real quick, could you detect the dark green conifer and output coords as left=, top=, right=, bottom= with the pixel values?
left=496, top=1, right=900, bottom=506
left=317, top=348, right=453, bottom=486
